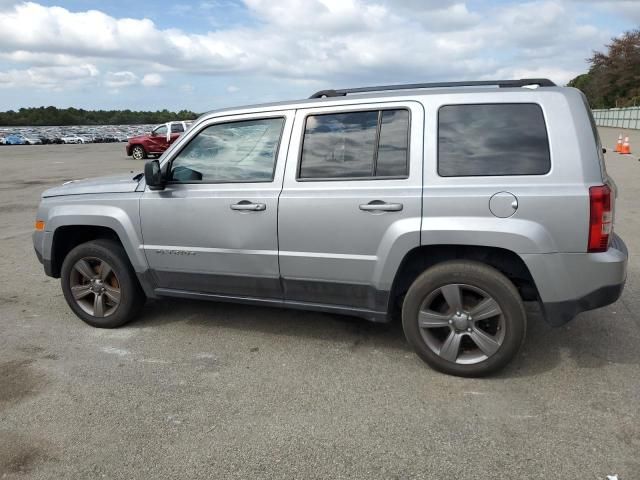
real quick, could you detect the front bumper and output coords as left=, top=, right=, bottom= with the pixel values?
left=33, top=229, right=56, bottom=277
left=522, top=234, right=628, bottom=326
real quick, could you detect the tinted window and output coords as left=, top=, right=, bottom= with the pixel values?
left=169, top=117, right=284, bottom=183
left=171, top=123, right=184, bottom=133
left=300, top=111, right=378, bottom=178
left=438, top=104, right=550, bottom=176
left=299, top=109, right=409, bottom=179
left=376, top=110, right=409, bottom=176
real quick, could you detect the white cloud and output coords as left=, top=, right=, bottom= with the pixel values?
left=0, top=63, right=99, bottom=90
left=581, top=0, right=640, bottom=23
left=0, top=0, right=630, bottom=96
left=141, top=73, right=164, bottom=87
left=104, top=71, right=138, bottom=88
left=226, top=85, right=239, bottom=93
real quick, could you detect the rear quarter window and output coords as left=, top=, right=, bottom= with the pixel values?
left=438, top=103, right=551, bottom=177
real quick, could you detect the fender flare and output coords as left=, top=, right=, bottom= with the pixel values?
left=46, top=204, right=147, bottom=273
left=373, top=217, right=556, bottom=291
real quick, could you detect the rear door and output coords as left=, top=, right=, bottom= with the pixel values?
left=278, top=101, right=424, bottom=314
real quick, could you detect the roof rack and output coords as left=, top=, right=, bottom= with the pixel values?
left=309, top=78, right=556, bottom=99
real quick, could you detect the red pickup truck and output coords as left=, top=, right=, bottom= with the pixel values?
left=126, top=121, right=191, bottom=160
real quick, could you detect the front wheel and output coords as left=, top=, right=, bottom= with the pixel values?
left=131, top=145, right=146, bottom=160
left=402, top=260, right=526, bottom=377
left=61, top=239, right=145, bottom=328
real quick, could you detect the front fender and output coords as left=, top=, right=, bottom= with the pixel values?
left=46, top=202, right=147, bottom=272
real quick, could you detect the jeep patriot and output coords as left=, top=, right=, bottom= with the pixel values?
left=33, top=79, right=628, bottom=376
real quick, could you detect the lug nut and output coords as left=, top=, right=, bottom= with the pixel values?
left=448, top=319, right=453, bottom=324
left=467, top=327, right=472, bottom=332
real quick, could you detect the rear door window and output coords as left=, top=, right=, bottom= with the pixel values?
left=438, top=103, right=550, bottom=176
left=299, top=109, right=410, bottom=179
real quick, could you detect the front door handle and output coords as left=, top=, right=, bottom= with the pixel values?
left=231, top=201, right=266, bottom=211
left=359, top=201, right=403, bottom=212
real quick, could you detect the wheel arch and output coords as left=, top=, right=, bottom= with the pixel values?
left=47, top=206, right=147, bottom=278
left=387, top=244, right=539, bottom=316
left=51, top=225, right=122, bottom=278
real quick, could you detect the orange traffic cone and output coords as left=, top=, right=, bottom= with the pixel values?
left=620, top=136, right=631, bottom=155
left=615, top=134, right=623, bottom=152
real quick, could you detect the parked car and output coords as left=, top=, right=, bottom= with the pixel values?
left=33, top=79, right=628, bottom=377
left=22, top=135, right=43, bottom=145
left=61, top=135, right=85, bottom=144
left=4, top=134, right=27, bottom=145
left=0, top=136, right=6, bottom=145
left=125, top=121, right=191, bottom=160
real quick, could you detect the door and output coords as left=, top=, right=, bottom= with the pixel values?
left=278, top=102, right=424, bottom=313
left=140, top=111, right=294, bottom=299
left=148, top=124, right=170, bottom=153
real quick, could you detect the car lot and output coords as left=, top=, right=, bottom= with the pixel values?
left=0, top=130, right=639, bottom=479
left=0, top=125, right=155, bottom=145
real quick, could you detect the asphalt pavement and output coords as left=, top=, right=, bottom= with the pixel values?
left=0, top=131, right=638, bottom=479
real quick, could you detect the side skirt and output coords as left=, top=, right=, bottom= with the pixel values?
left=154, top=288, right=391, bottom=323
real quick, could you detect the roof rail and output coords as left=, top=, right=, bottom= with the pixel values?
left=309, top=78, right=556, bottom=99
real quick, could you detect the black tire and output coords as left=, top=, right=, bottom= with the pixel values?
left=131, top=145, right=147, bottom=160
left=61, top=239, right=145, bottom=328
left=402, top=260, right=526, bottom=377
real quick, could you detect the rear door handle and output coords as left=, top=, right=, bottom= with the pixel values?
left=359, top=201, right=404, bottom=212
left=231, top=201, right=266, bottom=211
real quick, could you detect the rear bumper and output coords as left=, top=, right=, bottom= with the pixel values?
left=540, top=281, right=625, bottom=326
left=522, top=234, right=628, bottom=326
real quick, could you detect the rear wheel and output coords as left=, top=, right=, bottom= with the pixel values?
left=402, top=260, right=526, bottom=377
left=131, top=145, right=146, bottom=160
left=61, top=239, right=145, bottom=328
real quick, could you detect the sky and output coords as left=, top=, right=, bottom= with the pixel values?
left=0, top=0, right=638, bottom=112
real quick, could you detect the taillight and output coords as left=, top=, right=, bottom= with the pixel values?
left=588, top=185, right=613, bottom=252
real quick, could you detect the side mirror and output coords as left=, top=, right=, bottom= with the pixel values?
left=145, top=159, right=165, bottom=191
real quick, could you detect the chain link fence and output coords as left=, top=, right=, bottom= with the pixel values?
left=592, top=107, right=640, bottom=130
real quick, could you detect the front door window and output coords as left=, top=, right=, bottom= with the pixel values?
left=169, top=118, right=285, bottom=183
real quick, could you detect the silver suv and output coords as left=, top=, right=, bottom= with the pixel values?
left=33, top=79, right=628, bottom=376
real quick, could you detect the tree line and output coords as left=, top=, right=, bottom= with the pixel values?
left=568, top=28, right=640, bottom=109
left=0, top=106, right=199, bottom=126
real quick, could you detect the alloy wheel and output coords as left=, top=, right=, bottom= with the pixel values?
left=69, top=257, right=121, bottom=317
left=132, top=146, right=144, bottom=160
left=418, top=283, right=505, bottom=364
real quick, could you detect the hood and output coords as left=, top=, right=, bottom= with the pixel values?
left=42, top=173, right=142, bottom=197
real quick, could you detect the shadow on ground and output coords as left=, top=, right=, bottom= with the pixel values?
left=127, top=297, right=640, bottom=380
